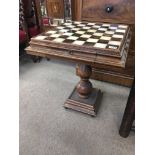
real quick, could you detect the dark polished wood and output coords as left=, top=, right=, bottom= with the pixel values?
left=71, top=0, right=82, bottom=21
left=65, top=87, right=102, bottom=116
left=91, top=53, right=135, bottom=86
left=65, top=64, right=102, bottom=116
left=81, top=0, right=134, bottom=24
left=76, top=64, right=93, bottom=99
left=119, top=79, right=135, bottom=137
left=72, top=0, right=135, bottom=87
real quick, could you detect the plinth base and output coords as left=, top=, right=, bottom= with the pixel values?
left=64, top=87, right=102, bottom=116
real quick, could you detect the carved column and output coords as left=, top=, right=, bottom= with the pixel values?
left=64, top=63, right=102, bottom=116
left=76, top=64, right=93, bottom=99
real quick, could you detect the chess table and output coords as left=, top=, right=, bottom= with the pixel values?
left=26, top=21, right=131, bottom=116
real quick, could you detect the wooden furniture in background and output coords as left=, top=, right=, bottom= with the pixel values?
left=119, top=79, right=135, bottom=137
left=71, top=0, right=135, bottom=87
left=46, top=0, right=64, bottom=18
left=20, top=0, right=40, bottom=58
left=34, top=0, right=72, bottom=32
left=71, top=0, right=82, bottom=21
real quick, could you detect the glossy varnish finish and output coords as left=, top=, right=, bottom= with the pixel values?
left=71, top=0, right=82, bottom=21
left=82, top=0, right=135, bottom=24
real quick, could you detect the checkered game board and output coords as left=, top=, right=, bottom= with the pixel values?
left=33, top=21, right=129, bottom=50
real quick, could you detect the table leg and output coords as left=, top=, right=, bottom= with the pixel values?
left=64, top=63, right=102, bottom=116
left=119, top=79, right=135, bottom=137
left=76, top=64, right=93, bottom=99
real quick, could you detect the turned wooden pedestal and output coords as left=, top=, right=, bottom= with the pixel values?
left=64, top=64, right=102, bottom=116
left=26, top=20, right=132, bottom=117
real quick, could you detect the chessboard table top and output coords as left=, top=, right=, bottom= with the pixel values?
left=31, top=21, right=129, bottom=56
left=26, top=21, right=131, bottom=68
